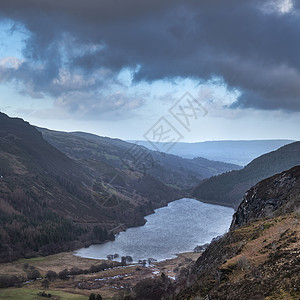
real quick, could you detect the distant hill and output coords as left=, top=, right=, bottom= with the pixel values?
left=38, top=129, right=241, bottom=191
left=130, top=140, right=295, bottom=165
left=0, top=112, right=180, bottom=262
left=192, top=141, right=300, bottom=208
left=0, top=112, right=240, bottom=262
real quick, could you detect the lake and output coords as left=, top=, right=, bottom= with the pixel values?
left=75, top=198, right=234, bottom=262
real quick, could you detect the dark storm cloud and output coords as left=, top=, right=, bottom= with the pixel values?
left=0, top=0, right=300, bottom=111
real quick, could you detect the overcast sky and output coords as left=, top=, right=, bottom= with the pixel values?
left=0, top=0, right=299, bottom=142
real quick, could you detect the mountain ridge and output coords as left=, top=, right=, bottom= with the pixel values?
left=0, top=112, right=181, bottom=262
left=129, top=139, right=295, bottom=165
left=192, top=141, right=300, bottom=208
left=37, top=127, right=241, bottom=191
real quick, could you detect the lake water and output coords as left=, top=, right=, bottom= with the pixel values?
left=75, top=198, right=234, bottom=262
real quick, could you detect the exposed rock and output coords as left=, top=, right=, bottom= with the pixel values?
left=166, top=166, right=300, bottom=300
left=231, top=166, right=300, bottom=230
left=193, top=244, right=209, bottom=253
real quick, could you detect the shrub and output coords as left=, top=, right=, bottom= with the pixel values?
left=27, top=269, right=41, bottom=280
left=0, top=275, right=22, bottom=288
left=45, top=270, right=57, bottom=281
left=134, top=278, right=166, bottom=300
left=236, top=256, right=250, bottom=271
left=89, top=263, right=109, bottom=273
left=69, top=267, right=83, bottom=276
left=37, top=291, right=52, bottom=298
left=89, top=293, right=96, bottom=300
left=41, top=279, right=49, bottom=289
left=294, top=207, right=300, bottom=218
left=58, top=269, right=69, bottom=280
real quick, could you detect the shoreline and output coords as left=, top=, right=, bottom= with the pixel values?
left=0, top=250, right=200, bottom=299
left=74, top=197, right=233, bottom=263
left=192, top=196, right=237, bottom=210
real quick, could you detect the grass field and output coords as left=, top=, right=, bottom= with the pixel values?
left=0, top=251, right=200, bottom=299
left=0, top=252, right=103, bottom=277
left=0, top=288, right=88, bottom=300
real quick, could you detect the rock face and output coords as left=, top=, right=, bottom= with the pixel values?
left=193, top=244, right=209, bottom=253
left=160, top=166, right=300, bottom=300
left=231, top=166, right=300, bottom=230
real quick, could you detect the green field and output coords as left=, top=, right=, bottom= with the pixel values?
left=17, top=256, right=50, bottom=264
left=0, top=288, right=88, bottom=300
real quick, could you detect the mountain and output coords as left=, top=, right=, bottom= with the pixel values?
left=175, top=166, right=300, bottom=300
left=136, top=166, right=300, bottom=300
left=0, top=112, right=180, bottom=262
left=0, top=112, right=240, bottom=263
left=37, top=128, right=241, bottom=191
left=130, top=140, right=294, bottom=166
left=231, top=166, right=300, bottom=230
left=192, top=141, right=300, bottom=208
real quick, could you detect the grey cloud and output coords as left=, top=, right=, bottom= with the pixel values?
left=0, top=0, right=300, bottom=112
left=54, top=91, right=147, bottom=119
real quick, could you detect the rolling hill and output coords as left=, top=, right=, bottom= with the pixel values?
left=131, top=139, right=294, bottom=165
left=0, top=112, right=181, bottom=262
left=37, top=128, right=241, bottom=191
left=192, top=141, right=300, bottom=208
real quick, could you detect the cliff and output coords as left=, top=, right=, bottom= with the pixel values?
left=172, top=165, right=300, bottom=300
left=139, top=166, right=300, bottom=300
left=231, top=166, right=300, bottom=230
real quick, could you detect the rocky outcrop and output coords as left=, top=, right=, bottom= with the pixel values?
left=165, top=166, right=300, bottom=300
left=231, top=166, right=300, bottom=230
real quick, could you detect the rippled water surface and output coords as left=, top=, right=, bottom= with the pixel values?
left=75, top=198, right=234, bottom=262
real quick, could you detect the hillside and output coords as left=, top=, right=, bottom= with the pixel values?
left=136, top=166, right=300, bottom=300
left=0, top=113, right=180, bottom=262
left=192, top=141, right=300, bottom=208
left=130, top=140, right=294, bottom=165
left=37, top=128, right=241, bottom=191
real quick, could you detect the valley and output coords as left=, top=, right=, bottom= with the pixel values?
left=0, top=112, right=299, bottom=300
left=0, top=2, right=299, bottom=299
left=0, top=249, right=200, bottom=299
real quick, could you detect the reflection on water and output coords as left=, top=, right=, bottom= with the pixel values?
left=75, top=198, right=234, bottom=262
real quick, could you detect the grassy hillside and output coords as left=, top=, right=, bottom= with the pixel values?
left=37, top=128, right=241, bottom=191
left=0, top=112, right=180, bottom=262
left=0, top=288, right=88, bottom=300
left=131, top=166, right=300, bottom=300
left=192, top=141, right=300, bottom=208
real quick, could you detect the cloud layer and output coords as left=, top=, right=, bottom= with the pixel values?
left=0, top=0, right=300, bottom=113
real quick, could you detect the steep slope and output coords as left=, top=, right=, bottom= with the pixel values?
left=192, top=141, right=300, bottom=208
left=0, top=113, right=180, bottom=262
left=231, top=166, right=300, bottom=230
left=143, top=166, right=300, bottom=300
left=37, top=128, right=241, bottom=190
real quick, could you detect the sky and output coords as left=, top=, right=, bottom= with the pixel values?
left=0, top=0, right=299, bottom=142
